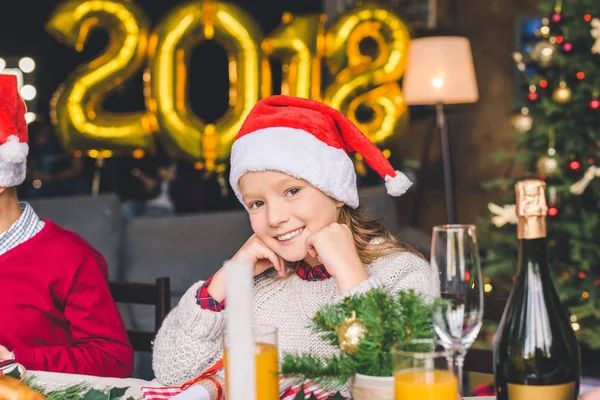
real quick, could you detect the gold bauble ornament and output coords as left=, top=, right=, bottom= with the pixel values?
left=531, top=40, right=556, bottom=68
left=337, top=311, right=366, bottom=355
left=552, top=81, right=573, bottom=104
left=536, top=154, right=560, bottom=176
left=510, top=108, right=533, bottom=133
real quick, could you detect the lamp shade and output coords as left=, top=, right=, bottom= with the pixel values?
left=403, top=36, right=479, bottom=105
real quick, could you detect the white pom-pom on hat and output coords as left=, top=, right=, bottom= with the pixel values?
left=0, top=135, right=28, bottom=163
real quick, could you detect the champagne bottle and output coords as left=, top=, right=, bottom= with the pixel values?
left=494, top=179, right=580, bottom=400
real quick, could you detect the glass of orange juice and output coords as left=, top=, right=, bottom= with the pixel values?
left=223, top=324, right=279, bottom=400
left=392, top=338, right=458, bottom=400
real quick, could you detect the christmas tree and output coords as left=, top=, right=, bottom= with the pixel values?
left=481, top=0, right=600, bottom=348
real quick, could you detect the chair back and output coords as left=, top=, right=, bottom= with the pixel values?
left=109, top=277, right=171, bottom=352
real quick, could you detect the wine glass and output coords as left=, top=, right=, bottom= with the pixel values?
left=430, top=224, right=484, bottom=395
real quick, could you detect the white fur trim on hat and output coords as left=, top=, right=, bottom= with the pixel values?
left=0, top=159, right=26, bottom=188
left=385, top=171, right=413, bottom=196
left=230, top=127, right=359, bottom=208
left=0, top=135, right=29, bottom=163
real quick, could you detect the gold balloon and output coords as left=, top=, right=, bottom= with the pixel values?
left=537, top=154, right=560, bottom=176
left=552, top=81, right=573, bottom=104
left=337, top=311, right=366, bottom=355
left=323, top=3, right=410, bottom=146
left=147, top=0, right=267, bottom=170
left=531, top=40, right=556, bottom=68
left=262, top=13, right=326, bottom=100
left=46, top=0, right=155, bottom=157
left=510, top=108, right=533, bottom=133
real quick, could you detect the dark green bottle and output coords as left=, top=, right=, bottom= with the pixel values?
left=493, top=179, right=580, bottom=400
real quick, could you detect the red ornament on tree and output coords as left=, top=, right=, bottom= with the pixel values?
left=577, top=72, right=585, bottom=80
left=552, top=13, right=562, bottom=22
left=590, top=99, right=600, bottom=109
left=563, top=43, right=573, bottom=52
left=570, top=160, right=581, bottom=171
left=548, top=207, right=559, bottom=217
left=584, top=14, right=592, bottom=22
left=528, top=91, right=539, bottom=102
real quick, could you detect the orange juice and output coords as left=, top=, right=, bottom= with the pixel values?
left=224, top=342, right=279, bottom=400
left=394, top=369, right=457, bottom=400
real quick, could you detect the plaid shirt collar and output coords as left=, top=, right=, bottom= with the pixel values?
left=0, top=202, right=45, bottom=257
left=296, top=261, right=331, bottom=281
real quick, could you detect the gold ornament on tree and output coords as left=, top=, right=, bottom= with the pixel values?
left=537, top=129, right=560, bottom=177
left=510, top=107, right=533, bottom=133
left=531, top=40, right=556, bottom=68
left=537, top=154, right=560, bottom=176
left=552, top=81, right=573, bottom=104
left=337, top=311, right=366, bottom=355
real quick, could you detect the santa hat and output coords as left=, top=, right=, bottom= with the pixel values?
left=0, top=74, right=29, bottom=188
left=229, top=95, right=412, bottom=209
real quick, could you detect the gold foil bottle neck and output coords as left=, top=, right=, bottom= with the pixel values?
left=515, top=179, right=547, bottom=239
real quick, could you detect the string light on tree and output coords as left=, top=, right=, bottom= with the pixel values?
left=539, top=17, right=551, bottom=38
left=552, top=12, right=562, bottom=23
left=528, top=85, right=539, bottom=102
left=569, top=160, right=581, bottom=171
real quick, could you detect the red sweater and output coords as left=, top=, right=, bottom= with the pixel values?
left=0, top=220, right=133, bottom=377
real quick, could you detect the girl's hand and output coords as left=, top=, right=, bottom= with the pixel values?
left=207, top=235, right=285, bottom=302
left=304, top=223, right=368, bottom=293
left=231, top=234, right=286, bottom=277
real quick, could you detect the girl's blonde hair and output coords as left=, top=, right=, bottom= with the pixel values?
left=286, top=204, right=422, bottom=272
left=337, top=205, right=423, bottom=265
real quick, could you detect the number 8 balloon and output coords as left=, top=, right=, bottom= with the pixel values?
left=324, top=3, right=411, bottom=146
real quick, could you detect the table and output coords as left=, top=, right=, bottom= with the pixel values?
left=24, top=370, right=493, bottom=399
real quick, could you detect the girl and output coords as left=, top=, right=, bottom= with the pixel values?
left=152, top=96, right=434, bottom=388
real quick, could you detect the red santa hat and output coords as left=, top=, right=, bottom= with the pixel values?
left=0, top=74, right=29, bottom=188
left=229, top=95, right=412, bottom=208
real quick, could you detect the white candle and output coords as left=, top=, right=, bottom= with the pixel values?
left=224, top=260, right=256, bottom=400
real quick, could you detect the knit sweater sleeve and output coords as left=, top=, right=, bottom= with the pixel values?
left=152, top=281, right=226, bottom=386
left=333, top=251, right=433, bottom=302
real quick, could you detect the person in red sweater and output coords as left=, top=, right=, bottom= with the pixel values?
left=0, top=74, right=133, bottom=377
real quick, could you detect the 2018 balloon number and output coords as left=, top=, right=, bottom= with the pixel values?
left=47, top=0, right=410, bottom=171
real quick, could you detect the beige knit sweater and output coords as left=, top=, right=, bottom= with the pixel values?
left=152, top=251, right=433, bottom=386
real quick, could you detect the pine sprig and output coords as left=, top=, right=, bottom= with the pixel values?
left=281, top=288, right=435, bottom=389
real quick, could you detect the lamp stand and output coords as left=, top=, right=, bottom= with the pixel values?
left=436, top=103, right=457, bottom=224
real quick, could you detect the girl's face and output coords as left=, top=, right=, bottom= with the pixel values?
left=239, top=170, right=343, bottom=265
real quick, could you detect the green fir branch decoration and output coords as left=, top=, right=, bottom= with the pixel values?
left=281, top=288, right=435, bottom=389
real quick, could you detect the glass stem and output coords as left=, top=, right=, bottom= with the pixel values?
left=455, top=351, right=465, bottom=396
